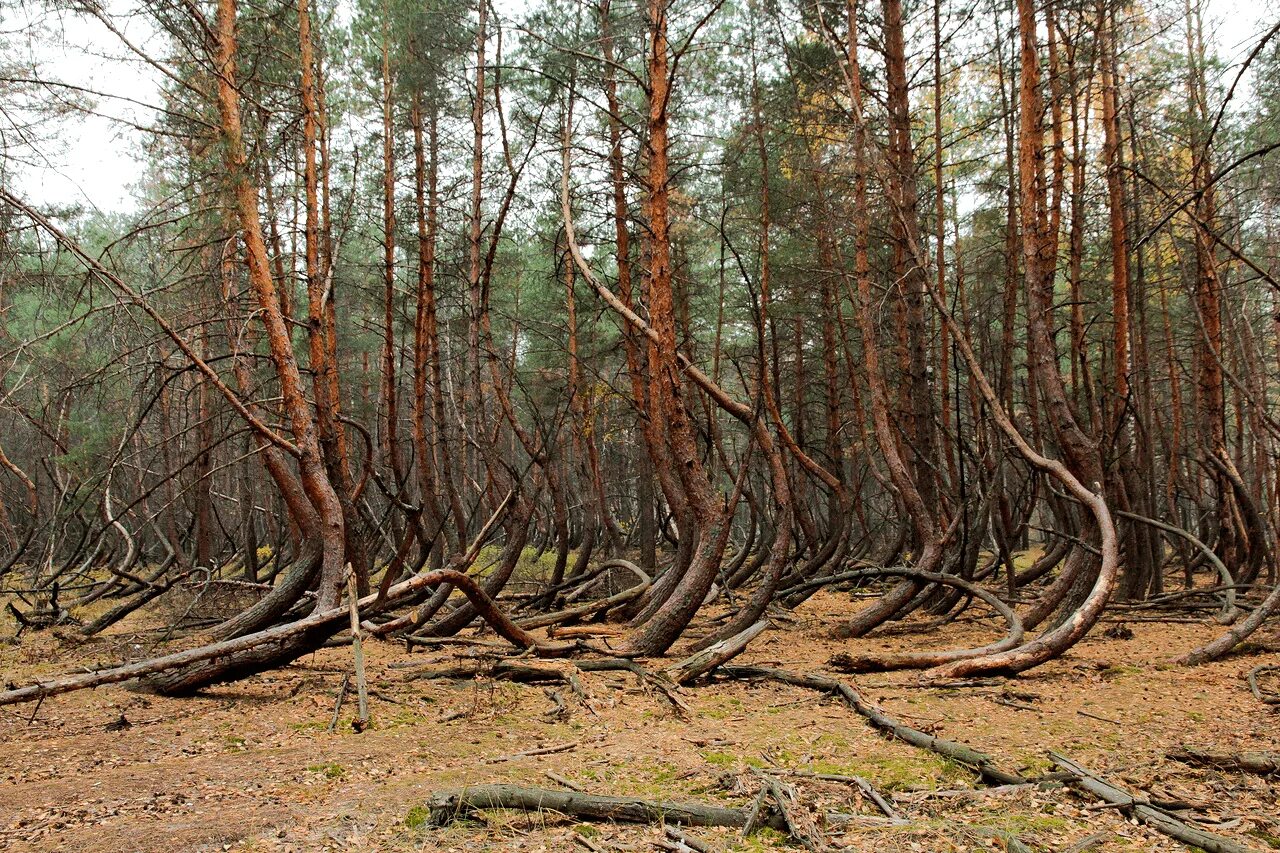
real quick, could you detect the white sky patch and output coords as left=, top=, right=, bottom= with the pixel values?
left=3, top=1, right=162, bottom=214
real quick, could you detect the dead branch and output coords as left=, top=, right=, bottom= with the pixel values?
left=719, top=665, right=1026, bottom=785
left=515, top=563, right=651, bottom=631
left=1167, top=747, right=1280, bottom=775
left=422, top=783, right=789, bottom=831
left=801, top=567, right=1024, bottom=672
left=1049, top=752, right=1260, bottom=853
left=1247, top=664, right=1280, bottom=704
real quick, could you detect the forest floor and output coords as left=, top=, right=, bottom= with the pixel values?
left=2, top=581, right=1279, bottom=852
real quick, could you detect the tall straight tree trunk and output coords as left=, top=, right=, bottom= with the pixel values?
left=883, top=0, right=939, bottom=520
left=379, top=24, right=403, bottom=489
left=1017, top=0, right=1110, bottom=625
left=1065, top=23, right=1097, bottom=422
left=932, top=0, right=954, bottom=485
left=410, top=97, right=455, bottom=559
left=194, top=314, right=215, bottom=569
left=298, top=0, right=368, bottom=591
left=1184, top=0, right=1231, bottom=566
left=214, top=0, right=345, bottom=610
left=299, top=0, right=347, bottom=492
left=466, top=0, right=490, bottom=498
left=1100, top=1, right=1130, bottom=430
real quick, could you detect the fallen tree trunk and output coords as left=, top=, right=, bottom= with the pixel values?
left=1176, top=454, right=1280, bottom=664
left=665, top=619, right=768, bottom=685
left=1167, top=747, right=1280, bottom=775
left=404, top=655, right=693, bottom=717
left=1049, top=752, right=1260, bottom=853
left=424, top=783, right=789, bottom=831
left=422, top=782, right=1033, bottom=852
left=1117, top=510, right=1236, bottom=621
left=76, top=568, right=195, bottom=637
left=1178, top=578, right=1280, bottom=666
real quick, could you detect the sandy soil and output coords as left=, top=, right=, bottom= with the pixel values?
left=2, top=589, right=1278, bottom=852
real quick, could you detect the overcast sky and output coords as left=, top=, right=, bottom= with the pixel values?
left=4, top=0, right=1275, bottom=216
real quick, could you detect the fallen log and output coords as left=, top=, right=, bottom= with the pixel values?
left=1177, top=455, right=1280, bottom=665
left=1167, top=747, right=1280, bottom=775
left=719, top=665, right=1025, bottom=785
left=663, top=825, right=712, bottom=853
left=403, top=659, right=575, bottom=684
left=1060, top=833, right=1108, bottom=853
left=422, top=783, right=1037, bottom=848
left=404, top=656, right=693, bottom=717
left=785, top=770, right=907, bottom=823
left=423, top=783, right=789, bottom=831
left=1049, top=752, right=1261, bottom=853
left=754, top=771, right=822, bottom=851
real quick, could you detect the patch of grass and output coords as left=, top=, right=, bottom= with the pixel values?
left=733, top=826, right=790, bottom=850
left=975, top=812, right=1072, bottom=834
left=701, top=749, right=765, bottom=769
left=702, top=750, right=736, bottom=767
left=289, top=720, right=329, bottom=733
left=383, top=706, right=432, bottom=728
left=306, top=761, right=346, bottom=779
left=477, top=544, right=564, bottom=585
left=1102, top=664, right=1144, bottom=678
left=628, top=759, right=695, bottom=797
left=651, top=762, right=683, bottom=783
left=404, top=805, right=432, bottom=830
left=1015, top=754, right=1054, bottom=775
left=1248, top=828, right=1280, bottom=849
left=572, top=824, right=599, bottom=838
left=808, top=752, right=965, bottom=791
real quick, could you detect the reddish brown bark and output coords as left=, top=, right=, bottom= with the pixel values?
left=214, top=0, right=345, bottom=609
